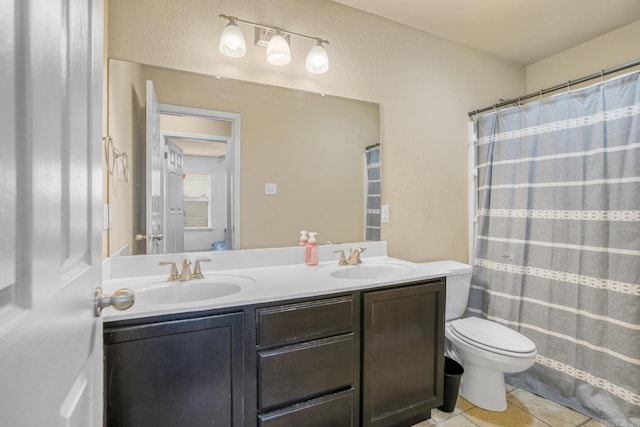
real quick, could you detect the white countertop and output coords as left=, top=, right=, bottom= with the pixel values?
left=101, top=242, right=450, bottom=322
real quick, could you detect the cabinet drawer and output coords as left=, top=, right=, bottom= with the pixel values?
left=256, top=295, right=354, bottom=347
left=258, top=334, right=354, bottom=411
left=258, top=389, right=354, bottom=427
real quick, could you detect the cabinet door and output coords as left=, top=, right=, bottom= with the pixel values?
left=362, top=281, right=445, bottom=427
left=104, top=312, right=244, bottom=427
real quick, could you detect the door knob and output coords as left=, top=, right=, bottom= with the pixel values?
left=94, top=287, right=135, bottom=317
left=135, top=233, right=163, bottom=241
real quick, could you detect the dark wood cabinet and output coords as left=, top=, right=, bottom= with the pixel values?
left=104, top=311, right=244, bottom=427
left=103, top=279, right=445, bottom=427
left=361, top=281, right=446, bottom=427
left=255, top=295, right=359, bottom=425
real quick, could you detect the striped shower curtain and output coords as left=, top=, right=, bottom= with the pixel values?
left=468, top=71, right=640, bottom=426
left=365, top=144, right=381, bottom=241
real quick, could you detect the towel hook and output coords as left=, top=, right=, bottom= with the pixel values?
left=103, top=136, right=129, bottom=184
left=104, top=136, right=116, bottom=175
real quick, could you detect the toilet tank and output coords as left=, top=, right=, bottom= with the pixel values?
left=425, top=260, right=473, bottom=321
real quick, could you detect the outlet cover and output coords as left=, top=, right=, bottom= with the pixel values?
left=265, top=183, right=277, bottom=195
left=381, top=204, right=390, bottom=223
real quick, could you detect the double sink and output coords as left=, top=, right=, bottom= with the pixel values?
left=133, top=258, right=417, bottom=306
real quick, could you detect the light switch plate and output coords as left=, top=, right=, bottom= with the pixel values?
left=265, top=183, right=277, bottom=195
left=381, top=204, right=390, bottom=223
left=103, top=204, right=112, bottom=230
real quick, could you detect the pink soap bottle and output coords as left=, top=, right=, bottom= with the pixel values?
left=305, top=232, right=319, bottom=266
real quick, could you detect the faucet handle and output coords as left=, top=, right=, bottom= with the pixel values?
left=356, top=247, right=367, bottom=263
left=158, top=261, right=179, bottom=281
left=333, top=250, right=347, bottom=265
left=347, top=247, right=367, bottom=265
left=193, top=258, right=212, bottom=279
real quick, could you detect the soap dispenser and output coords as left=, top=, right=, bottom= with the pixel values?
left=298, top=230, right=308, bottom=246
left=305, top=232, right=319, bottom=266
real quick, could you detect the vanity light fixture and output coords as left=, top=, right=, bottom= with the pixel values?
left=266, top=30, right=291, bottom=66
left=218, top=17, right=246, bottom=58
left=305, top=39, right=329, bottom=74
left=218, top=14, right=329, bottom=74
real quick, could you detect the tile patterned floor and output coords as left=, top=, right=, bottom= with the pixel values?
left=413, top=384, right=606, bottom=427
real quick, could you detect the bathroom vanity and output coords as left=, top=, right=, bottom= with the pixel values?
left=102, top=244, right=447, bottom=427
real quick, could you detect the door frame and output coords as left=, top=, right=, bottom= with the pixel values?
left=159, top=103, right=241, bottom=250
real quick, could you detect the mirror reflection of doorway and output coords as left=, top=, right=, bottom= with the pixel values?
left=162, top=129, right=228, bottom=253
left=141, top=84, right=240, bottom=254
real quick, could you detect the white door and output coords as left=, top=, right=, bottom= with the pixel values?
left=163, top=138, right=185, bottom=253
left=0, top=0, right=106, bottom=426
left=145, top=80, right=165, bottom=253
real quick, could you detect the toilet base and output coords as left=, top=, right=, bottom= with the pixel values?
left=459, top=362, right=507, bottom=411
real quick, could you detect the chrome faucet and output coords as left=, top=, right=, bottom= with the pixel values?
left=345, top=247, right=366, bottom=265
left=179, top=259, right=193, bottom=281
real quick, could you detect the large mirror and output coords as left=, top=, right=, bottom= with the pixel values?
left=106, top=59, right=380, bottom=256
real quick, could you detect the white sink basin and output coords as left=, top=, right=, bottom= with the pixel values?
left=136, top=275, right=254, bottom=305
left=329, top=263, right=414, bottom=280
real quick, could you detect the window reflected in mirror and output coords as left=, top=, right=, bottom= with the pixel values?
left=184, top=173, right=212, bottom=229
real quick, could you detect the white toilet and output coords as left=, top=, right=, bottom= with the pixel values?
left=428, top=260, right=537, bottom=412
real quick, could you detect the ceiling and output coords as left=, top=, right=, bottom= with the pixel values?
left=331, top=0, right=640, bottom=65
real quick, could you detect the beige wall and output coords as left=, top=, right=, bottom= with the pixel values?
left=527, top=20, right=640, bottom=92
left=108, top=0, right=527, bottom=262
left=106, top=60, right=146, bottom=256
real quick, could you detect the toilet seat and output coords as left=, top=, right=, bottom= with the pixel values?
left=449, top=317, right=536, bottom=357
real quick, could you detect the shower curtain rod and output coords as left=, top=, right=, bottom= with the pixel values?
left=468, top=57, right=640, bottom=117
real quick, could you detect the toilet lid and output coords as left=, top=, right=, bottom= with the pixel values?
left=450, top=317, right=536, bottom=354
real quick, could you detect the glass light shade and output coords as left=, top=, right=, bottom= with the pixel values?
left=266, top=33, right=291, bottom=66
left=305, top=43, right=329, bottom=74
left=219, top=21, right=246, bottom=58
